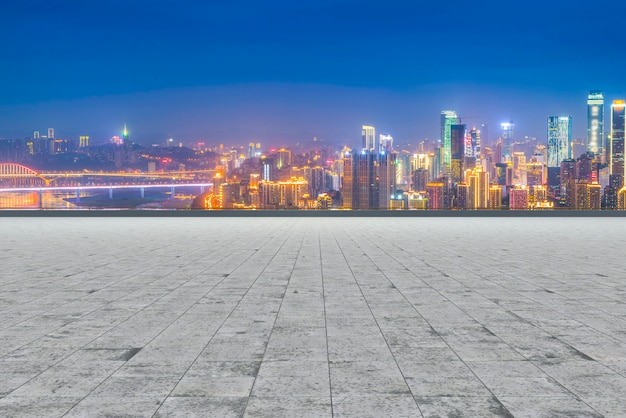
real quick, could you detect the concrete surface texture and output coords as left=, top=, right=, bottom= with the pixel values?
left=0, top=217, right=625, bottom=417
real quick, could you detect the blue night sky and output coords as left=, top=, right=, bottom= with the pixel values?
left=1, top=0, right=625, bottom=147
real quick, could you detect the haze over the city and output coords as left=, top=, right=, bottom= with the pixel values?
left=1, top=0, right=625, bottom=146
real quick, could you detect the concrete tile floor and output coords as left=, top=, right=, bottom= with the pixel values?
left=1, top=217, right=625, bottom=417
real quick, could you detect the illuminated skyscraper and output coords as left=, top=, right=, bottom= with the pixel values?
left=587, top=91, right=604, bottom=156
left=547, top=116, right=572, bottom=168
left=379, top=134, right=393, bottom=152
left=468, top=127, right=480, bottom=158
left=560, top=158, right=576, bottom=208
left=450, top=124, right=466, bottom=183
left=440, top=111, right=459, bottom=175
left=500, top=122, right=514, bottom=162
left=610, top=100, right=625, bottom=179
left=575, top=182, right=601, bottom=210
left=488, top=185, right=502, bottom=209
left=47, top=128, right=55, bottom=139
left=353, top=151, right=378, bottom=209
left=342, top=151, right=353, bottom=208
left=512, top=152, right=527, bottom=186
left=122, top=124, right=128, bottom=143
left=378, top=152, right=397, bottom=209
left=466, top=166, right=489, bottom=209
left=362, top=125, right=375, bottom=151
left=276, top=149, right=292, bottom=169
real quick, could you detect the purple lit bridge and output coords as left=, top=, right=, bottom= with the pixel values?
left=0, top=163, right=213, bottom=208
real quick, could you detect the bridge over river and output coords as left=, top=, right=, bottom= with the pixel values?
left=0, top=163, right=213, bottom=209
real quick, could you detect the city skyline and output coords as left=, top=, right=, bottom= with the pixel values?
left=1, top=89, right=623, bottom=150
left=2, top=1, right=626, bottom=144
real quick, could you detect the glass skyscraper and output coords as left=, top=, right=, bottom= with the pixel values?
left=440, top=110, right=459, bottom=175
left=547, top=116, right=572, bottom=168
left=587, top=91, right=604, bottom=156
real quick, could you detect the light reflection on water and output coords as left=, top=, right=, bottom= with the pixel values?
left=0, top=188, right=200, bottom=210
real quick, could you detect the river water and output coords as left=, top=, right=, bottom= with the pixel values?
left=0, top=187, right=201, bottom=210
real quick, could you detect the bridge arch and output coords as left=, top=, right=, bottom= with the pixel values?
left=0, top=163, right=50, bottom=186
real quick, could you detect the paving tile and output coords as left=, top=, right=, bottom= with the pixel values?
left=498, top=396, right=603, bottom=417
left=415, top=395, right=513, bottom=417
left=244, top=396, right=331, bottom=417
left=0, top=396, right=80, bottom=418
left=153, top=396, right=248, bottom=417
left=64, top=396, right=162, bottom=417
left=332, top=394, right=421, bottom=417
left=2, top=217, right=626, bottom=417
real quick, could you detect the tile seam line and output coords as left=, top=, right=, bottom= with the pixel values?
left=61, top=220, right=279, bottom=416
left=332, top=220, right=425, bottom=417
left=27, top=225, right=276, bottom=416
left=318, top=220, right=334, bottom=417
left=355, top=220, right=603, bottom=415
left=240, top=219, right=309, bottom=417
left=0, top=230, right=256, bottom=362
left=0, top=221, right=247, bottom=325
left=388, top=232, right=626, bottom=349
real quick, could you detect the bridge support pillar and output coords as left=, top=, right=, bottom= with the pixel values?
left=140, top=187, right=145, bottom=198
left=38, top=190, right=43, bottom=210
left=170, top=186, right=175, bottom=197
left=109, top=188, right=113, bottom=199
left=200, top=186, right=205, bottom=193
left=75, top=189, right=81, bottom=202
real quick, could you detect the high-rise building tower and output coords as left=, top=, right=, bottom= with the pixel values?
left=354, top=151, right=378, bottom=209
left=610, top=100, right=625, bottom=179
left=450, top=124, right=466, bottom=184
left=377, top=152, right=397, bottom=209
left=379, top=134, right=393, bottom=153
left=560, top=158, right=576, bottom=207
left=440, top=111, right=459, bottom=175
left=500, top=122, right=514, bottom=162
left=362, top=125, right=375, bottom=151
left=468, top=127, right=481, bottom=158
left=47, top=128, right=55, bottom=139
left=587, top=91, right=604, bottom=156
left=122, top=124, right=129, bottom=143
left=547, top=116, right=572, bottom=168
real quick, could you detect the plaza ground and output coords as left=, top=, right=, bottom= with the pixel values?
left=1, top=217, right=625, bottom=417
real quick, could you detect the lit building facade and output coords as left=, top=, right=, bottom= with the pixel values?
left=575, top=182, right=602, bottom=210
left=426, top=181, right=445, bottom=210
left=509, top=186, right=529, bottom=210
left=560, top=158, right=576, bottom=208
left=450, top=124, right=466, bottom=184
left=258, top=178, right=308, bottom=209
left=488, top=185, right=502, bottom=209
left=466, top=166, right=489, bottom=209
left=468, top=127, right=480, bottom=158
left=501, top=122, right=514, bottom=162
left=362, top=125, right=376, bottom=151
left=342, top=149, right=397, bottom=209
left=587, top=91, right=604, bottom=156
left=610, top=100, right=625, bottom=179
left=547, top=116, right=572, bottom=168
left=440, top=111, right=459, bottom=175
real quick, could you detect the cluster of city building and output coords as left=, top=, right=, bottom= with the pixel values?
left=209, top=91, right=626, bottom=210
left=1, top=90, right=625, bottom=210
